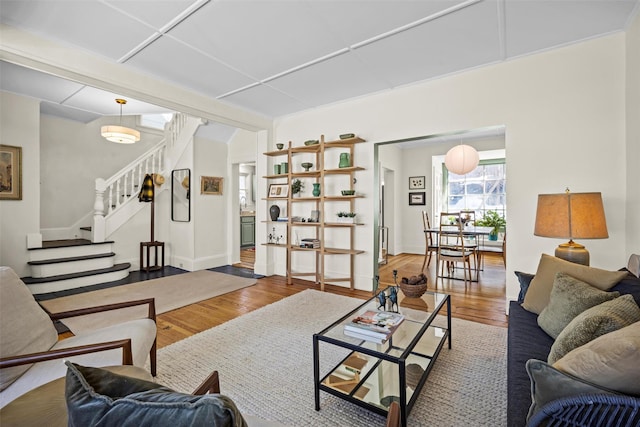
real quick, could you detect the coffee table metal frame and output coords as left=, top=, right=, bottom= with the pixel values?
left=313, top=290, right=451, bottom=426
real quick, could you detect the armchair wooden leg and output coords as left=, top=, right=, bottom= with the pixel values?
left=150, top=339, right=157, bottom=377
left=193, top=371, right=220, bottom=395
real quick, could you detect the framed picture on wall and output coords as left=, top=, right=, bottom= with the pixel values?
left=0, top=145, right=22, bottom=200
left=409, top=192, right=426, bottom=206
left=201, top=176, right=223, bottom=195
left=409, top=176, right=425, bottom=190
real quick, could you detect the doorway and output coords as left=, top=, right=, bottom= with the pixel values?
left=236, top=162, right=256, bottom=270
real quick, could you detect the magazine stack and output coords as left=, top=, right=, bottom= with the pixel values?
left=343, top=310, right=405, bottom=344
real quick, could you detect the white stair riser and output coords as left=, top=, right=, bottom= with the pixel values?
left=30, top=257, right=115, bottom=278
left=29, top=243, right=113, bottom=262
left=80, top=228, right=92, bottom=240
left=26, top=269, right=130, bottom=295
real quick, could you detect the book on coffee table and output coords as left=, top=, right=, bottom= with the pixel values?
left=344, top=310, right=404, bottom=340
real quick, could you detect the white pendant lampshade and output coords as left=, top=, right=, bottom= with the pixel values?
left=101, top=99, right=140, bottom=144
left=444, top=144, right=479, bottom=175
left=101, top=125, right=140, bottom=144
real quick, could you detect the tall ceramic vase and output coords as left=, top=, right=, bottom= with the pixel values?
left=312, top=183, right=321, bottom=197
left=269, top=205, right=280, bottom=221
left=339, top=153, right=350, bottom=168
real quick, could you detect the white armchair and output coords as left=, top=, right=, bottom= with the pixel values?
left=0, top=266, right=157, bottom=408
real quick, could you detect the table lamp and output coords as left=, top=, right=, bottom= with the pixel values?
left=534, top=190, right=608, bottom=266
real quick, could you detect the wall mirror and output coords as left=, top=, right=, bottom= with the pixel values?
left=172, top=169, right=190, bottom=222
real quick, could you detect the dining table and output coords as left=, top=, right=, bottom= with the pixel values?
left=425, top=225, right=494, bottom=282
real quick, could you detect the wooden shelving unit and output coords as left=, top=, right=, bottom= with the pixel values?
left=262, top=135, right=365, bottom=290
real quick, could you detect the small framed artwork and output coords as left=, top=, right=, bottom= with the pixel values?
left=409, top=176, right=425, bottom=190
left=201, top=176, right=223, bottom=195
left=0, top=145, right=22, bottom=200
left=409, top=192, right=426, bottom=206
left=268, top=183, right=289, bottom=198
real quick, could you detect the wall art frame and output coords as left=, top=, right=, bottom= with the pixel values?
left=0, top=144, right=22, bottom=200
left=268, top=183, right=289, bottom=198
left=409, top=176, right=425, bottom=190
left=409, top=192, right=426, bottom=206
left=201, top=176, right=223, bottom=195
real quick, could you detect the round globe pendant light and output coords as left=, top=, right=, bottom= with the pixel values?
left=101, top=99, right=140, bottom=144
left=444, top=144, right=479, bottom=175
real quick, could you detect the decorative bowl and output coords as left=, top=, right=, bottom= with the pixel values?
left=276, top=143, right=284, bottom=150
left=339, top=133, right=355, bottom=140
left=399, top=281, right=428, bottom=298
left=304, top=139, right=319, bottom=146
left=341, top=190, right=355, bottom=196
left=301, top=162, right=313, bottom=171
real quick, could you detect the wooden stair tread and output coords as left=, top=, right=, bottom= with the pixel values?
left=28, top=252, right=116, bottom=265
left=30, top=239, right=115, bottom=250
left=22, top=263, right=130, bottom=284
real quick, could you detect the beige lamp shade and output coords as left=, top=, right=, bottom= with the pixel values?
left=534, top=191, right=608, bottom=265
left=444, top=144, right=479, bottom=175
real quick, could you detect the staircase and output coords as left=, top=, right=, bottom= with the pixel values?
left=24, top=113, right=204, bottom=295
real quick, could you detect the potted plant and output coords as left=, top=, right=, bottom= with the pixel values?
left=291, top=179, right=304, bottom=197
left=336, top=212, right=357, bottom=224
left=476, top=210, right=506, bottom=240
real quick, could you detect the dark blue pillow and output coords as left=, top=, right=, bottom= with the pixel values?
left=610, top=270, right=640, bottom=306
left=65, top=362, right=247, bottom=427
left=515, top=271, right=535, bottom=303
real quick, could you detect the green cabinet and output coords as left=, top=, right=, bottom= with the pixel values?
left=240, top=215, right=255, bottom=247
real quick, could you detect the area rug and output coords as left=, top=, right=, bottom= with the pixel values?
left=154, top=289, right=507, bottom=426
left=40, top=270, right=256, bottom=334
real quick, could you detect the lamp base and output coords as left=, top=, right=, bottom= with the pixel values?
left=555, top=241, right=590, bottom=266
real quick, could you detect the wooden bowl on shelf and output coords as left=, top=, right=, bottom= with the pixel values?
left=341, top=190, right=355, bottom=196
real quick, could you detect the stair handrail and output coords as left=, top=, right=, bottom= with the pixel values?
left=92, top=112, right=201, bottom=242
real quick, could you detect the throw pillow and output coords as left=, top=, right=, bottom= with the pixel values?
left=65, top=362, right=247, bottom=427
left=553, top=321, right=640, bottom=395
left=537, top=273, right=619, bottom=339
left=522, top=254, right=627, bottom=314
left=547, top=295, right=640, bottom=364
left=525, top=359, right=617, bottom=423
left=514, top=271, right=535, bottom=303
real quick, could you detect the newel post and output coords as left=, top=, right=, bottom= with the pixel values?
left=93, top=178, right=107, bottom=243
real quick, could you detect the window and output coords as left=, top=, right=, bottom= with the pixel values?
left=444, top=160, right=506, bottom=220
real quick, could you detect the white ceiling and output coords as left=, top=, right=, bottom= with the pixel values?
left=1, top=0, right=638, bottom=127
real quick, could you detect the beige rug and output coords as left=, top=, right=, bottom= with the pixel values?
left=40, top=270, right=256, bottom=334
left=154, top=290, right=507, bottom=426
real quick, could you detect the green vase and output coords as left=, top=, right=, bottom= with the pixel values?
left=339, top=153, right=350, bottom=168
left=312, top=183, right=321, bottom=197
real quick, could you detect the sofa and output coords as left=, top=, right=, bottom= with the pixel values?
left=507, top=254, right=640, bottom=427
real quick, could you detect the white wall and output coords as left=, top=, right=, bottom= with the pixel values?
left=626, top=12, right=640, bottom=257
left=194, top=136, right=229, bottom=270
left=271, top=33, right=630, bottom=299
left=40, top=114, right=162, bottom=233
left=0, top=92, right=40, bottom=276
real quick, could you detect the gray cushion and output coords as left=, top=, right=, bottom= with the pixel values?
left=548, top=295, right=640, bottom=364
left=522, top=254, right=627, bottom=314
left=0, top=267, right=58, bottom=391
left=525, top=359, right=617, bottom=423
left=537, top=273, right=619, bottom=339
left=65, top=362, right=247, bottom=427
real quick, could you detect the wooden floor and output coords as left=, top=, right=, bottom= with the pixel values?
left=157, top=252, right=507, bottom=349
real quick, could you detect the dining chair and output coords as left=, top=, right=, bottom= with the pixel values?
left=459, top=209, right=481, bottom=269
left=436, top=212, right=475, bottom=287
left=421, top=211, right=438, bottom=271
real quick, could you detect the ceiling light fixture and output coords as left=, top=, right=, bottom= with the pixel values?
left=101, top=98, right=140, bottom=144
left=444, top=144, right=479, bottom=175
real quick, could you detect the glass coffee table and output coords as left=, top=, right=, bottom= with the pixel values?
left=313, top=289, right=451, bottom=427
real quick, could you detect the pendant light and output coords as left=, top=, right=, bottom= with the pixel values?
left=444, top=144, right=479, bottom=175
left=101, top=98, right=141, bottom=144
